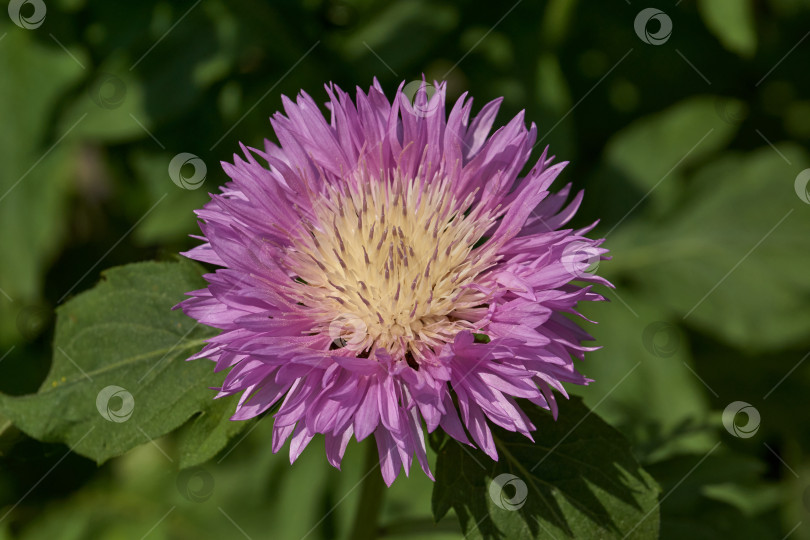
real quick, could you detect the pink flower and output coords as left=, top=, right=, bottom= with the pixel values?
left=177, top=80, right=610, bottom=485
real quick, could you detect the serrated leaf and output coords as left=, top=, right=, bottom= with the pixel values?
left=431, top=397, right=661, bottom=539
left=175, top=394, right=251, bottom=469
left=0, top=259, right=245, bottom=465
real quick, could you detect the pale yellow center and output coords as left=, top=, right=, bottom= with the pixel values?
left=285, top=171, right=502, bottom=363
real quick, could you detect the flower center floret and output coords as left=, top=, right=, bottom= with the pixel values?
left=286, top=169, right=501, bottom=363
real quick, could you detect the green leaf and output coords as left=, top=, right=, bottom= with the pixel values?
left=575, top=291, right=714, bottom=462
left=0, top=259, right=245, bottom=465
left=606, top=95, right=744, bottom=187
left=129, top=150, right=211, bottom=246
left=57, top=3, right=236, bottom=146
left=0, top=29, right=85, bottom=345
left=0, top=411, right=24, bottom=457
left=343, top=1, right=458, bottom=68
left=596, top=96, right=744, bottom=217
left=606, top=144, right=810, bottom=351
left=534, top=53, right=576, bottom=160
left=431, top=397, right=661, bottom=539
left=57, top=55, right=150, bottom=143
left=648, top=452, right=777, bottom=539
left=698, top=0, right=757, bottom=58
left=175, top=393, right=250, bottom=469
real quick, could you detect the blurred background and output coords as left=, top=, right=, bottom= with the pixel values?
left=1, top=0, right=810, bottom=538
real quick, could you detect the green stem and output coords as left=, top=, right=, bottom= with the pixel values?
left=348, top=439, right=386, bottom=540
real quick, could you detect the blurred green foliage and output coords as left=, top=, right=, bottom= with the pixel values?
left=1, top=0, right=810, bottom=538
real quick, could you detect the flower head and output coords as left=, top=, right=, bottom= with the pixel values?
left=178, top=79, right=610, bottom=485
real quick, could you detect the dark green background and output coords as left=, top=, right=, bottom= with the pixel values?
left=1, top=0, right=809, bottom=538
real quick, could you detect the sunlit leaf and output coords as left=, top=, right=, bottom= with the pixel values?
left=0, top=259, right=246, bottom=465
